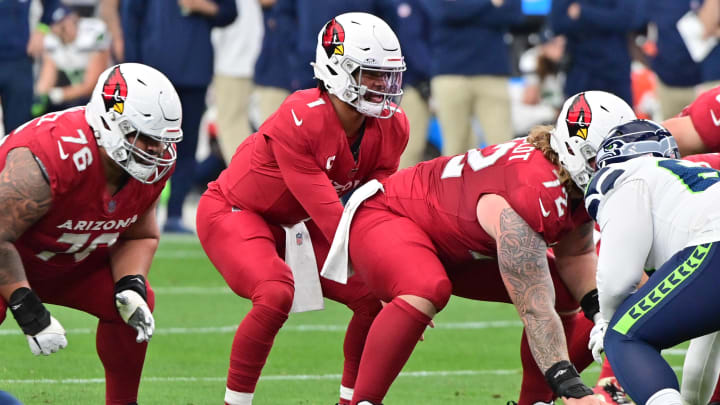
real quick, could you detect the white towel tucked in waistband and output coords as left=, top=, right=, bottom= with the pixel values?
left=283, top=221, right=324, bottom=313
left=320, top=179, right=384, bottom=284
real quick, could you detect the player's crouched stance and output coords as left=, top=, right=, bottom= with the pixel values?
left=585, top=120, right=720, bottom=405
left=0, top=63, right=182, bottom=404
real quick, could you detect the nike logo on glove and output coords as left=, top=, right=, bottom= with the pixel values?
left=291, top=109, right=303, bottom=126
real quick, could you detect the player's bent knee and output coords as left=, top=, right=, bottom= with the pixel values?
left=430, top=278, right=453, bottom=311
left=404, top=277, right=452, bottom=313
left=251, top=280, right=295, bottom=314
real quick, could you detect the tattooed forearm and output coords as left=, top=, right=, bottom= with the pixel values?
left=0, top=242, right=28, bottom=286
left=496, top=207, right=568, bottom=373
left=0, top=148, right=51, bottom=287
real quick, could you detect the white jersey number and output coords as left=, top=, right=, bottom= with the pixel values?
left=440, top=142, right=517, bottom=179
left=36, top=232, right=119, bottom=262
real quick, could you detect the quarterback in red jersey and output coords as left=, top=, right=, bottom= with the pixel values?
left=195, top=12, right=408, bottom=405
left=322, top=91, right=637, bottom=405
left=0, top=63, right=182, bottom=405
left=663, top=85, right=720, bottom=155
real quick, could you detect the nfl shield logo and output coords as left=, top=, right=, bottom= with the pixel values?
left=296, top=232, right=303, bottom=246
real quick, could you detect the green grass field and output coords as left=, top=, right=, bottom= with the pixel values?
left=0, top=235, right=687, bottom=404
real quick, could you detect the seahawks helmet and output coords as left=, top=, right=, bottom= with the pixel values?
left=596, top=119, right=680, bottom=169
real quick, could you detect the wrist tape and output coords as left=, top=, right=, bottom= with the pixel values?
left=9, top=287, right=51, bottom=336
left=580, top=288, right=600, bottom=322
left=544, top=360, right=593, bottom=398
left=114, top=274, right=148, bottom=301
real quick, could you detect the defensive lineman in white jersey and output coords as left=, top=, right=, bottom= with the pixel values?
left=584, top=119, right=720, bottom=405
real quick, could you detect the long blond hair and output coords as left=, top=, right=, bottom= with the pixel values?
left=526, top=125, right=583, bottom=199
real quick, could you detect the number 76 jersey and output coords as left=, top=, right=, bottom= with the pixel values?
left=376, top=138, right=589, bottom=263
left=0, top=108, right=168, bottom=279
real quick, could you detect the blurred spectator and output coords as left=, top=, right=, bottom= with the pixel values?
left=32, top=7, right=111, bottom=116
left=519, top=32, right=566, bottom=111
left=419, top=0, right=523, bottom=155
left=275, top=0, right=395, bottom=92
left=253, top=0, right=292, bottom=125
left=512, top=32, right=566, bottom=134
left=61, top=0, right=99, bottom=16
left=550, top=0, right=646, bottom=106
left=698, top=0, right=720, bottom=91
left=0, top=0, right=62, bottom=133
left=122, top=0, right=237, bottom=234
left=212, top=0, right=263, bottom=163
left=647, top=0, right=702, bottom=120
left=390, top=0, right=432, bottom=169
left=98, top=0, right=124, bottom=62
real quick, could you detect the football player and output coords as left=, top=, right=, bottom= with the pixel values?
left=319, top=91, right=636, bottom=405
left=585, top=119, right=720, bottom=405
left=194, top=12, right=408, bottom=405
left=589, top=152, right=720, bottom=405
left=0, top=63, right=183, bottom=404
left=649, top=84, right=720, bottom=405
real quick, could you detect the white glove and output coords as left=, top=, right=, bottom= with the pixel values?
left=26, top=315, right=67, bottom=356
left=589, top=317, right=609, bottom=364
left=115, top=290, right=155, bottom=343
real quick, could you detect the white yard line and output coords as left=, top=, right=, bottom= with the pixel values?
left=0, top=365, right=683, bottom=385
left=0, top=320, right=524, bottom=336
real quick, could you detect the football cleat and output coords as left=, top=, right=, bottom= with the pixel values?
left=506, top=401, right=553, bottom=405
left=593, top=377, right=634, bottom=404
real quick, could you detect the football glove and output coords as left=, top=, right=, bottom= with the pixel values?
left=9, top=287, right=68, bottom=356
left=114, top=274, right=154, bottom=343
left=589, top=316, right=608, bottom=364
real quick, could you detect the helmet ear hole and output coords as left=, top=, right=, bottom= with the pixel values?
left=565, top=142, right=575, bottom=156
left=100, top=116, right=111, bottom=131
left=326, top=65, right=338, bottom=76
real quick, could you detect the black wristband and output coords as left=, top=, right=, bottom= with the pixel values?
left=580, top=288, right=600, bottom=322
left=8, top=287, right=51, bottom=336
left=114, top=274, right=147, bottom=302
left=544, top=360, right=593, bottom=399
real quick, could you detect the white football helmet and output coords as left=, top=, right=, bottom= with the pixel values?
left=550, top=91, right=636, bottom=190
left=312, top=12, right=405, bottom=119
left=85, top=63, right=182, bottom=184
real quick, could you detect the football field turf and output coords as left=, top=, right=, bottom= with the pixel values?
left=0, top=236, right=687, bottom=404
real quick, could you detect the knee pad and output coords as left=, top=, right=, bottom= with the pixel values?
left=251, top=280, right=295, bottom=315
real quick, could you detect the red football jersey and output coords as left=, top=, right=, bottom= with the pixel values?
left=369, top=138, right=590, bottom=264
left=680, top=85, right=720, bottom=151
left=211, top=88, right=409, bottom=243
left=1, top=107, right=168, bottom=279
left=684, top=152, right=720, bottom=170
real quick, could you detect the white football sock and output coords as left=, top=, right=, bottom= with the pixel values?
left=647, top=388, right=682, bottom=405
left=340, top=385, right=354, bottom=402
left=681, top=332, right=720, bottom=405
left=224, top=388, right=253, bottom=405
